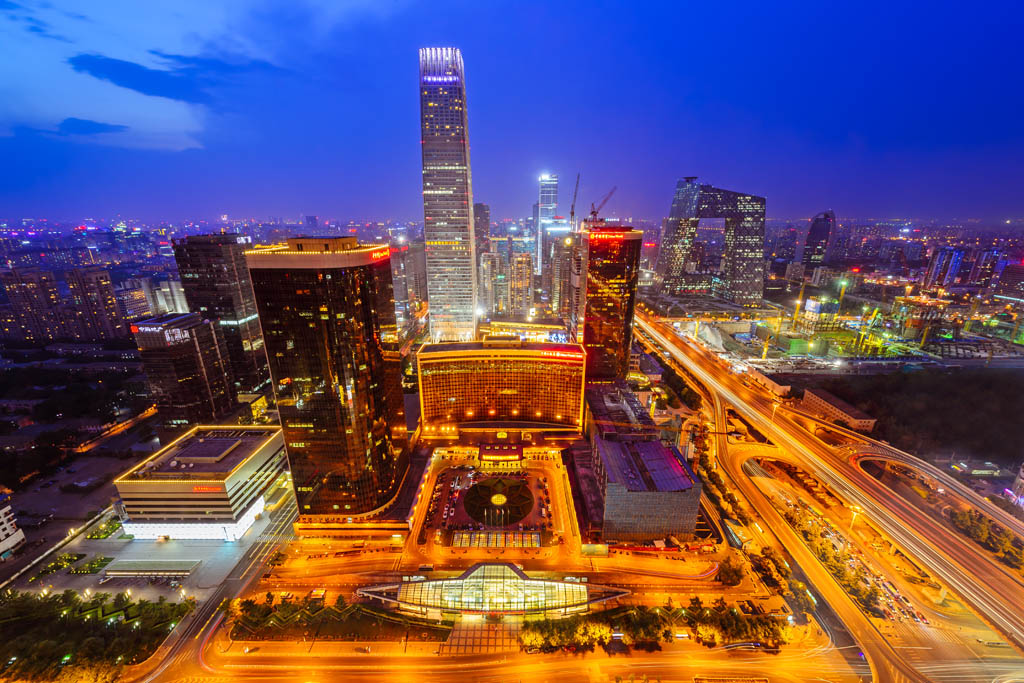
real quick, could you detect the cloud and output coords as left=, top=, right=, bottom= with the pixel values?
left=56, top=117, right=129, bottom=135
left=0, top=0, right=406, bottom=151
left=68, top=54, right=212, bottom=104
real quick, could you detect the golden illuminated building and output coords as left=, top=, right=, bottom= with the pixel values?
left=417, top=336, right=585, bottom=437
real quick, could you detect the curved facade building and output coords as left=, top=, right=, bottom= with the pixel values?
left=247, top=238, right=407, bottom=524
left=359, top=563, right=628, bottom=617
left=802, top=210, right=835, bottom=268
left=417, top=336, right=585, bottom=436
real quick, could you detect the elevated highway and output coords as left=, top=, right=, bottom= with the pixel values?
left=636, top=313, right=1024, bottom=672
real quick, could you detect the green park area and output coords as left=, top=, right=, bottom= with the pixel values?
left=520, top=603, right=792, bottom=652
left=231, top=595, right=452, bottom=642
left=28, top=553, right=86, bottom=582
left=809, top=370, right=1024, bottom=467
left=86, top=519, right=122, bottom=540
left=0, top=589, right=194, bottom=682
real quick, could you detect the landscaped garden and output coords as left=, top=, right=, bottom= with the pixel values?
left=0, top=589, right=194, bottom=682
left=231, top=594, right=452, bottom=642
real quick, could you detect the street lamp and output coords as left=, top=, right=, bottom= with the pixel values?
left=771, top=402, right=780, bottom=426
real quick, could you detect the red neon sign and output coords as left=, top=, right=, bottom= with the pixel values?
left=192, top=486, right=222, bottom=493
left=541, top=351, right=584, bottom=360
left=370, top=248, right=390, bottom=261
left=590, top=232, right=625, bottom=240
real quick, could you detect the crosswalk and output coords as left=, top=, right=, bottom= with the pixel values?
left=438, top=619, right=521, bottom=655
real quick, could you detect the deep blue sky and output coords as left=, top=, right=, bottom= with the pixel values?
left=1, top=1, right=1023, bottom=222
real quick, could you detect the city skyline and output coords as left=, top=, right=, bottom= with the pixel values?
left=2, top=6, right=1024, bottom=682
left=2, top=2, right=1024, bottom=222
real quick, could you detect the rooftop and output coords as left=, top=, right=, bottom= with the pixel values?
left=596, top=439, right=696, bottom=492
left=804, top=388, right=874, bottom=421
left=419, top=338, right=584, bottom=357
left=585, top=381, right=660, bottom=441
left=117, top=426, right=281, bottom=481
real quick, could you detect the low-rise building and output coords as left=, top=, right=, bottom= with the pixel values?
left=801, top=388, right=876, bottom=432
left=113, top=425, right=287, bottom=541
left=581, top=382, right=701, bottom=542
left=0, top=495, right=26, bottom=560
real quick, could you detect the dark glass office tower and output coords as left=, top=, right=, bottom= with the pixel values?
left=246, top=237, right=407, bottom=522
left=657, top=177, right=766, bottom=306
left=173, top=234, right=269, bottom=392
left=419, top=47, right=477, bottom=341
left=802, top=210, right=835, bottom=268
left=133, top=312, right=236, bottom=436
left=569, top=221, right=642, bottom=380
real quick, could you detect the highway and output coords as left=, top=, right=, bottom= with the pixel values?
left=636, top=313, right=1024, bottom=678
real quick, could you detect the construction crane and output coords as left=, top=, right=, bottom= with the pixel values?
left=791, top=280, right=808, bottom=326
left=589, top=186, right=617, bottom=221
left=568, top=172, right=581, bottom=231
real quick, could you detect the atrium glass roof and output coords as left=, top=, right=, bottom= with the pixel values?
left=358, top=563, right=628, bottom=615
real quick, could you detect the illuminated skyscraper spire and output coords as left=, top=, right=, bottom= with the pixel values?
left=419, top=47, right=477, bottom=341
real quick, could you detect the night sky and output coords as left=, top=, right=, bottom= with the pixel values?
left=1, top=1, right=1022, bottom=222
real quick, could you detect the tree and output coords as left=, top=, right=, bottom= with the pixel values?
left=717, top=556, right=744, bottom=586
left=787, top=579, right=815, bottom=616
left=520, top=630, right=544, bottom=650
left=987, top=526, right=1013, bottom=555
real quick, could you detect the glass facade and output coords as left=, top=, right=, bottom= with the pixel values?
left=174, top=234, right=269, bottom=392
left=133, top=313, right=236, bottom=433
left=247, top=238, right=407, bottom=519
left=569, top=224, right=642, bottom=380
left=417, top=339, right=585, bottom=432
left=535, top=174, right=558, bottom=274
left=802, top=210, right=835, bottom=268
left=394, top=564, right=589, bottom=614
left=658, top=177, right=766, bottom=306
left=419, top=47, right=478, bottom=341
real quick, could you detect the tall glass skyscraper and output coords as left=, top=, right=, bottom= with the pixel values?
left=802, top=210, right=835, bottom=268
left=246, top=238, right=408, bottom=527
left=569, top=221, right=642, bottom=380
left=657, top=177, right=765, bottom=306
left=536, top=174, right=558, bottom=274
left=419, top=47, right=477, bottom=341
left=173, top=234, right=269, bottom=393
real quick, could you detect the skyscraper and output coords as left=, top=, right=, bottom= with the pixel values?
left=173, top=234, right=269, bottom=393
left=923, top=246, right=966, bottom=289
left=473, top=202, right=490, bottom=260
left=419, top=47, right=477, bottom=341
left=246, top=237, right=408, bottom=526
left=508, top=253, right=533, bottom=318
left=536, top=174, right=558, bottom=274
left=657, top=177, right=765, bottom=306
left=550, top=234, right=576, bottom=320
left=802, top=211, right=835, bottom=268
left=569, top=221, right=642, bottom=379
left=65, top=267, right=128, bottom=341
left=968, top=248, right=1001, bottom=287
left=478, top=251, right=503, bottom=316
left=133, top=312, right=236, bottom=436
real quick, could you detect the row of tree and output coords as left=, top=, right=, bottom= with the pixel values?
left=949, top=508, right=1024, bottom=570
left=520, top=603, right=791, bottom=652
left=781, top=507, right=882, bottom=613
